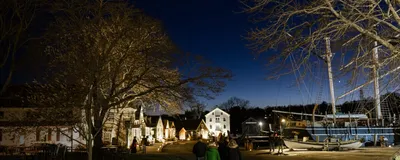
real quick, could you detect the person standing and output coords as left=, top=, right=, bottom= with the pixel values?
left=227, top=139, right=241, bottom=160
left=206, top=142, right=221, bottom=160
left=277, top=135, right=284, bottom=154
left=192, top=137, right=207, bottom=160
left=269, top=132, right=275, bottom=153
left=218, top=137, right=229, bottom=160
left=130, top=137, right=138, bottom=153
left=141, top=136, right=148, bottom=154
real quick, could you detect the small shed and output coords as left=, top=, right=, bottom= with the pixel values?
left=179, top=128, right=186, bottom=140
left=241, top=117, right=261, bottom=136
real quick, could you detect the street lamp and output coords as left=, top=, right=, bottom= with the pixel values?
left=258, top=122, right=263, bottom=126
left=280, top=119, right=286, bottom=137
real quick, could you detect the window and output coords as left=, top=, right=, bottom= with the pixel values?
left=108, top=112, right=115, bottom=121
left=48, top=129, right=52, bottom=141
left=19, top=135, right=24, bottom=145
left=209, top=118, right=212, bottom=122
left=216, top=117, right=220, bottom=123
left=56, top=129, right=61, bottom=141
left=0, top=111, right=4, bottom=119
left=223, top=118, right=226, bottom=121
left=221, top=112, right=223, bottom=115
left=212, top=112, right=214, bottom=115
left=210, top=125, right=212, bottom=129
left=104, top=130, right=111, bottom=142
left=224, top=125, right=226, bottom=129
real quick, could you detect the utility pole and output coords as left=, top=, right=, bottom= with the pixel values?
left=325, top=37, right=336, bottom=125
left=372, top=41, right=382, bottom=126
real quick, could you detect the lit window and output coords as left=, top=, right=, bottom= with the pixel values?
left=48, top=128, right=52, bottom=141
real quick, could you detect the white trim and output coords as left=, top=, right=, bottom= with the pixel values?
left=205, top=108, right=230, bottom=117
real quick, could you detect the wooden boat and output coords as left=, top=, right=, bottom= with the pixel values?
left=284, top=139, right=363, bottom=150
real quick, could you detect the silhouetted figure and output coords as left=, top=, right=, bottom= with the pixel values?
left=277, top=135, right=284, bottom=154
left=218, top=137, right=229, bottom=160
left=141, top=136, right=148, bottom=154
left=269, top=132, right=275, bottom=153
left=130, top=137, right=137, bottom=153
left=227, top=139, right=241, bottom=160
left=193, top=136, right=207, bottom=160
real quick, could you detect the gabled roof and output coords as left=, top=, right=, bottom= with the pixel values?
left=179, top=127, right=186, bottom=133
left=243, top=117, right=257, bottom=123
left=196, top=119, right=208, bottom=131
left=204, top=107, right=229, bottom=117
left=163, top=120, right=169, bottom=128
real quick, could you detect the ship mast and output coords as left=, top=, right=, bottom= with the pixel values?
left=325, top=37, right=336, bottom=125
left=372, top=41, right=382, bottom=126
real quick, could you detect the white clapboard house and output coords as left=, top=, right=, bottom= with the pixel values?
left=205, top=108, right=230, bottom=137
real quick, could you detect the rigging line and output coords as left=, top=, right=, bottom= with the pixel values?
left=275, top=78, right=282, bottom=107
left=290, top=53, right=313, bottom=103
left=289, top=54, right=306, bottom=105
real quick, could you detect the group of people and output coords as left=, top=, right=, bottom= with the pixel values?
left=269, top=132, right=284, bottom=154
left=130, top=136, right=149, bottom=154
left=193, top=135, right=242, bottom=160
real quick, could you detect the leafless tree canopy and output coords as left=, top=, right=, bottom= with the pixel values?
left=218, top=97, right=250, bottom=111
left=27, top=1, right=231, bottom=157
left=0, top=0, right=41, bottom=94
left=242, top=0, right=400, bottom=86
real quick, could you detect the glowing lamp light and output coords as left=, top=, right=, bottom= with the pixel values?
left=258, top=122, right=263, bottom=126
left=281, top=119, right=286, bottom=123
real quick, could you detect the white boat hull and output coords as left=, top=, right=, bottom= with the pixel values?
left=284, top=140, right=363, bottom=150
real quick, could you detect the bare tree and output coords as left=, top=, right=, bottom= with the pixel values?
left=242, top=0, right=400, bottom=87
left=219, top=97, right=250, bottom=111
left=186, top=99, right=206, bottom=119
left=28, top=1, right=231, bottom=160
left=0, top=0, right=41, bottom=94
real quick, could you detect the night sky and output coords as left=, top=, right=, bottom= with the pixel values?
left=133, top=0, right=351, bottom=109
left=3, top=0, right=383, bottom=110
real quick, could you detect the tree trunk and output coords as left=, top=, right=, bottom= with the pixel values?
left=92, top=120, right=103, bottom=160
left=87, top=136, right=93, bottom=160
